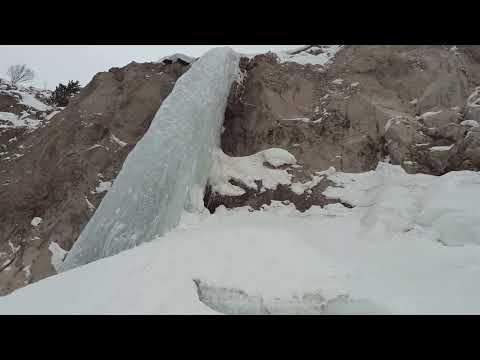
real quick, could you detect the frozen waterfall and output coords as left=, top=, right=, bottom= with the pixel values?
left=60, top=47, right=240, bottom=271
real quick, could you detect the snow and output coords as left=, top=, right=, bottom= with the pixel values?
left=261, top=148, right=296, bottom=167
left=430, top=145, right=454, bottom=152
left=284, top=45, right=312, bottom=54
left=17, top=91, right=48, bottom=111
left=86, top=144, right=108, bottom=152
left=110, top=133, right=127, bottom=147
left=461, top=120, right=479, bottom=127
left=416, top=171, right=480, bottom=246
left=46, top=111, right=60, bottom=120
left=95, top=181, right=112, bottom=193
left=0, top=111, right=42, bottom=129
left=23, top=265, right=31, bottom=282
left=31, top=217, right=42, bottom=227
left=48, top=242, right=68, bottom=272
left=158, top=53, right=195, bottom=64
left=85, top=197, right=96, bottom=212
left=332, top=78, right=344, bottom=85
left=208, top=148, right=295, bottom=196
left=60, top=47, right=241, bottom=272
left=322, top=162, right=480, bottom=247
left=1, top=163, right=480, bottom=314
left=8, top=240, right=19, bottom=253
left=290, top=175, right=324, bottom=195
left=421, top=110, right=443, bottom=119
left=275, top=45, right=342, bottom=66
left=0, top=87, right=52, bottom=129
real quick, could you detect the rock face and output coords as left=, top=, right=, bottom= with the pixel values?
left=223, top=46, right=480, bottom=172
left=214, top=45, right=480, bottom=211
left=0, top=60, right=189, bottom=295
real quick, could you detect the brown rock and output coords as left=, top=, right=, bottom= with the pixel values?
left=0, top=60, right=189, bottom=295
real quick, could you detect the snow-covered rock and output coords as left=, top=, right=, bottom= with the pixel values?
left=208, top=148, right=295, bottom=197
left=275, top=45, right=343, bottom=66
left=30, top=217, right=42, bottom=227
left=48, top=242, right=68, bottom=272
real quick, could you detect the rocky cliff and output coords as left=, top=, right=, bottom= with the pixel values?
left=210, top=45, right=480, bottom=210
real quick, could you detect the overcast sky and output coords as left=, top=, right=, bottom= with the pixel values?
left=0, top=45, right=302, bottom=89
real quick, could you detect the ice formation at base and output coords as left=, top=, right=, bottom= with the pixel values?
left=60, top=47, right=240, bottom=271
left=2, top=163, right=480, bottom=314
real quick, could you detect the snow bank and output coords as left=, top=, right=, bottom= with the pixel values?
left=17, top=91, right=48, bottom=111
left=208, top=148, right=296, bottom=196
left=60, top=47, right=240, bottom=272
left=324, top=162, right=480, bottom=246
left=417, top=171, right=480, bottom=246
left=2, top=164, right=480, bottom=314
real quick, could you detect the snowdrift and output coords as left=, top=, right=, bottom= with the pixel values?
left=2, top=163, right=480, bottom=314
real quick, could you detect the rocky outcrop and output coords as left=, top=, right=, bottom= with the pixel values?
left=215, top=45, right=480, bottom=209
left=0, top=60, right=190, bottom=295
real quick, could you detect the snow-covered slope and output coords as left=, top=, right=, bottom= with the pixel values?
left=0, top=80, right=53, bottom=130
left=1, top=163, right=479, bottom=314
left=60, top=47, right=240, bottom=271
